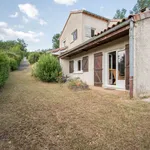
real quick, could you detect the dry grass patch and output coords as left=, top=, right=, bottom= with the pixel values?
left=0, top=61, right=150, bottom=150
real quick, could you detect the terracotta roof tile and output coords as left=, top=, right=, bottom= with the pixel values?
left=51, top=46, right=68, bottom=53
left=94, top=9, right=150, bottom=37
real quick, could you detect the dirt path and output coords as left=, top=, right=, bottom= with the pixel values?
left=18, top=58, right=29, bottom=71
left=0, top=60, right=150, bottom=150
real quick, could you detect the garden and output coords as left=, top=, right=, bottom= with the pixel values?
left=27, top=52, right=89, bottom=90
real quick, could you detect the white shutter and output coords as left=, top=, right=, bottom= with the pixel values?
left=74, top=60, right=77, bottom=72
left=85, top=26, right=91, bottom=38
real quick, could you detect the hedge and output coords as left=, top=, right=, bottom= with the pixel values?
left=9, top=58, right=18, bottom=71
left=0, top=52, right=10, bottom=88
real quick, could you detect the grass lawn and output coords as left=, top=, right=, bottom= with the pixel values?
left=0, top=62, right=150, bottom=150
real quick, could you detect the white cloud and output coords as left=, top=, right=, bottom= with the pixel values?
left=18, top=3, right=47, bottom=26
left=9, top=12, right=19, bottom=18
left=18, top=3, right=39, bottom=19
left=22, top=16, right=29, bottom=23
left=14, top=25, right=24, bottom=29
left=54, top=0, right=77, bottom=5
left=0, top=22, right=44, bottom=43
left=39, top=19, right=48, bottom=26
left=0, top=22, right=8, bottom=28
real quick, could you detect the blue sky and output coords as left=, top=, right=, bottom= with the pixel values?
left=0, top=0, right=136, bottom=51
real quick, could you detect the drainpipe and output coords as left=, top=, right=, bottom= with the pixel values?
left=129, top=18, right=134, bottom=98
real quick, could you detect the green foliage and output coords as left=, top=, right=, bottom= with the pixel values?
left=130, top=0, right=150, bottom=14
left=0, top=52, right=9, bottom=88
left=28, top=53, right=40, bottom=64
left=34, top=54, right=61, bottom=82
left=17, top=39, right=27, bottom=52
left=67, top=78, right=89, bottom=91
left=0, top=39, right=27, bottom=52
left=52, top=33, right=60, bottom=49
left=11, top=45, right=24, bottom=59
left=31, top=63, right=38, bottom=77
left=0, top=39, right=27, bottom=87
left=113, top=8, right=127, bottom=19
left=25, top=52, right=30, bottom=59
left=15, top=55, right=22, bottom=65
left=9, top=58, right=18, bottom=71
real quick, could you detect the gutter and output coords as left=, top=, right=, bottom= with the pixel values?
left=60, top=18, right=132, bottom=58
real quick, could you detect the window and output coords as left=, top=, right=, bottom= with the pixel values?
left=78, top=60, right=81, bottom=71
left=62, top=40, right=66, bottom=47
left=69, top=61, right=74, bottom=73
left=72, top=29, right=77, bottom=41
left=91, top=29, right=95, bottom=37
left=70, top=59, right=83, bottom=73
left=85, top=26, right=95, bottom=38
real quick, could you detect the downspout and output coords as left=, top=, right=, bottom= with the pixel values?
left=129, top=18, right=134, bottom=98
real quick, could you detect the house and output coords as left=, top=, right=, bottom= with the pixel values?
left=51, top=10, right=110, bottom=56
left=58, top=8, right=150, bottom=98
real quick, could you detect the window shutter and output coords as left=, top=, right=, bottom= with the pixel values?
left=125, top=44, right=130, bottom=90
left=85, top=26, right=91, bottom=38
left=82, top=56, right=88, bottom=72
left=69, top=61, right=74, bottom=73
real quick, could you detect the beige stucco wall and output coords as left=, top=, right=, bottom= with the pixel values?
left=59, top=13, right=109, bottom=51
left=59, top=13, right=83, bottom=50
left=61, top=36, right=129, bottom=87
left=134, top=18, right=150, bottom=97
left=82, top=14, right=108, bottom=42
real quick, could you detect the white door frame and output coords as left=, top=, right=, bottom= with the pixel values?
left=104, top=49, right=125, bottom=90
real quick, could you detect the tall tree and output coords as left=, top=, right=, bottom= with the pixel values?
left=113, top=8, right=127, bottom=19
left=130, top=0, right=150, bottom=14
left=17, top=39, right=27, bottom=52
left=52, top=33, right=60, bottom=49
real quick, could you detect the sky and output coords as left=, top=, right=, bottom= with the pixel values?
left=0, top=0, right=137, bottom=51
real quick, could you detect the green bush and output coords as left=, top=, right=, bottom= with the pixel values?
left=0, top=52, right=9, bottom=88
left=67, top=78, right=89, bottom=91
left=31, top=63, right=37, bottom=77
left=15, top=55, right=22, bottom=65
left=25, top=52, right=30, bottom=59
left=35, top=54, right=61, bottom=82
left=28, top=53, right=40, bottom=64
left=9, top=58, right=18, bottom=71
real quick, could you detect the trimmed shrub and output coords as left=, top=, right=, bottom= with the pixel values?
left=67, top=78, right=89, bottom=91
left=28, top=53, right=40, bottom=64
left=0, top=52, right=9, bottom=88
left=35, top=54, right=61, bottom=82
left=9, top=58, right=18, bottom=71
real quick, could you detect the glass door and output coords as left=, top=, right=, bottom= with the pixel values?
left=107, top=50, right=125, bottom=89
left=116, top=50, right=125, bottom=89
left=108, top=51, right=116, bottom=86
